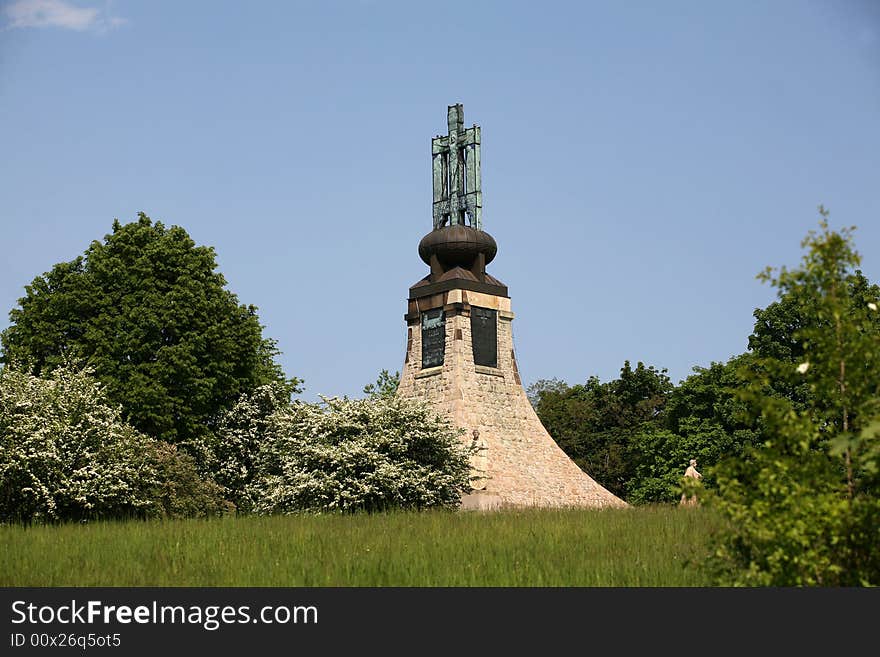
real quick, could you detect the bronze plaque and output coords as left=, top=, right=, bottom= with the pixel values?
left=421, top=308, right=445, bottom=368
left=471, top=306, right=497, bottom=367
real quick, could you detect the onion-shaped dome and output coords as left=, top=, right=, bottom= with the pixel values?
left=418, top=225, right=497, bottom=269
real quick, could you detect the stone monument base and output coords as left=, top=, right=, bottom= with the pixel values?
left=397, top=288, right=627, bottom=510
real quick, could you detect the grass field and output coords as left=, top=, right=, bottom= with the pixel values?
left=0, top=506, right=720, bottom=586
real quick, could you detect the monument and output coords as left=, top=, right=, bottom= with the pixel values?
left=395, top=104, right=626, bottom=509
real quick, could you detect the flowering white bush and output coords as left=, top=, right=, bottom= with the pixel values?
left=185, top=383, right=290, bottom=513
left=247, top=395, right=472, bottom=514
left=0, top=364, right=227, bottom=522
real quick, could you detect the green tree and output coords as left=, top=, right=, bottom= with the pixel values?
left=533, top=361, right=672, bottom=500
left=709, top=212, right=880, bottom=586
left=363, top=369, right=400, bottom=399
left=1, top=213, right=299, bottom=446
left=633, top=267, right=879, bottom=506
left=627, top=355, right=761, bottom=504
left=747, top=269, right=879, bottom=414
left=248, top=395, right=472, bottom=513
left=526, top=377, right=569, bottom=409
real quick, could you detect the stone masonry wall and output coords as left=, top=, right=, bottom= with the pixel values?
left=396, top=289, right=626, bottom=509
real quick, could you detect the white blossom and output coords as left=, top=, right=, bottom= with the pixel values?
left=0, top=364, right=223, bottom=522
left=244, top=395, right=472, bottom=514
left=868, top=302, right=878, bottom=311
left=796, top=362, right=810, bottom=374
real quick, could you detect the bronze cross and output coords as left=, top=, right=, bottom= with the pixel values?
left=432, top=104, right=482, bottom=230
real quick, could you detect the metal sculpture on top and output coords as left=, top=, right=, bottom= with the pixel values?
left=432, top=104, right=482, bottom=230
left=408, top=103, right=506, bottom=303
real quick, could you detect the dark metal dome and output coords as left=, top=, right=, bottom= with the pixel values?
left=418, top=225, right=497, bottom=269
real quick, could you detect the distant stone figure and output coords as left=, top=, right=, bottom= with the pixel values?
left=469, top=428, right=488, bottom=491
left=679, top=458, right=702, bottom=507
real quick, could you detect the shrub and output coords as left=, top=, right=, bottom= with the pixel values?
left=708, top=213, right=880, bottom=586
left=248, top=395, right=472, bottom=513
left=0, top=364, right=228, bottom=522
left=186, top=383, right=291, bottom=513
left=136, top=440, right=233, bottom=519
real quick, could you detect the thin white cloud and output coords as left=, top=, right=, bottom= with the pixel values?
left=4, top=0, right=127, bottom=33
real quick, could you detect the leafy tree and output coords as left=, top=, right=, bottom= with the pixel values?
left=1, top=213, right=299, bottom=446
left=532, top=217, right=879, bottom=512
left=248, top=395, right=472, bottom=513
left=747, top=269, right=879, bottom=414
left=709, top=212, right=880, bottom=586
left=525, top=377, right=569, bottom=409
left=363, top=369, right=400, bottom=399
left=633, top=262, right=878, bottom=506
left=533, top=361, right=672, bottom=500
left=0, top=363, right=228, bottom=522
left=749, top=268, right=879, bottom=365
left=629, top=355, right=762, bottom=503
left=749, top=289, right=810, bottom=364
left=136, top=440, right=233, bottom=519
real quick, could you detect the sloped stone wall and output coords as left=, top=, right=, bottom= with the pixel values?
left=396, top=289, right=626, bottom=509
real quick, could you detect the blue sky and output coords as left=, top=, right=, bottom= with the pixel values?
left=1, top=0, right=878, bottom=401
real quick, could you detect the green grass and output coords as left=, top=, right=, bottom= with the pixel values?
left=0, top=506, right=719, bottom=586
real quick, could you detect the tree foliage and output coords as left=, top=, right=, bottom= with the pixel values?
left=136, top=440, right=233, bottom=520
left=247, top=395, right=472, bottom=514
left=632, top=356, right=761, bottom=499
left=363, top=369, right=400, bottom=399
left=1, top=213, right=299, bottom=446
left=532, top=221, right=878, bottom=509
left=532, top=361, right=672, bottom=500
left=746, top=269, right=878, bottom=413
left=709, top=212, right=880, bottom=586
left=0, top=364, right=228, bottom=522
